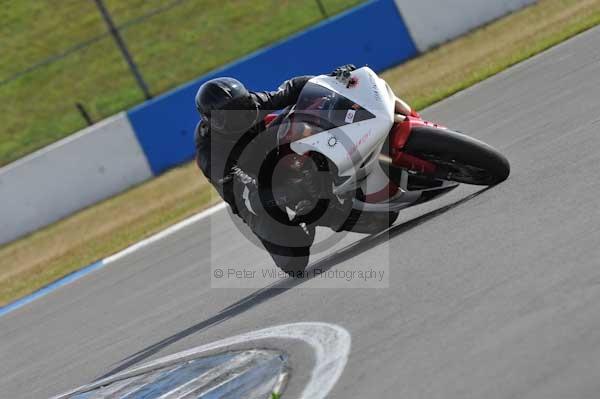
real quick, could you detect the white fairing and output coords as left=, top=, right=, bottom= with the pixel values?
left=290, top=67, right=395, bottom=182
left=288, top=66, right=458, bottom=211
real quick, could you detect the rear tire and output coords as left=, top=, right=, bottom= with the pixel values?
left=404, top=126, right=510, bottom=185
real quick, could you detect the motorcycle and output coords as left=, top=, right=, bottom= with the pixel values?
left=257, top=66, right=509, bottom=274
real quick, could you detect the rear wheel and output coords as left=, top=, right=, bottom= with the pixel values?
left=404, top=126, right=510, bottom=185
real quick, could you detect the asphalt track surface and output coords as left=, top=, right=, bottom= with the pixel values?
left=2, top=26, right=600, bottom=399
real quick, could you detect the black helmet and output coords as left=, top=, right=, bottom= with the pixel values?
left=195, top=77, right=258, bottom=135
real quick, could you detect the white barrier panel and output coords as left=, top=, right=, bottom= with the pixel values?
left=0, top=113, right=153, bottom=245
left=395, top=0, right=535, bottom=52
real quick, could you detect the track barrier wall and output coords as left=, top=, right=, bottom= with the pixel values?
left=0, top=113, right=152, bottom=244
left=0, top=0, right=534, bottom=244
left=126, top=0, right=417, bottom=175
left=394, top=0, right=536, bottom=52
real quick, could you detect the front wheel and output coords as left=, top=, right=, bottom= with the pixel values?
left=404, top=126, right=510, bottom=185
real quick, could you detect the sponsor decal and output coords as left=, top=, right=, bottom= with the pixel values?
left=327, top=135, right=338, bottom=148
left=367, top=73, right=382, bottom=103
left=346, top=76, right=358, bottom=88
left=344, top=109, right=356, bottom=124
left=346, top=130, right=373, bottom=160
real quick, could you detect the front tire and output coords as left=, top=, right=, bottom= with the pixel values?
left=404, top=126, right=510, bottom=185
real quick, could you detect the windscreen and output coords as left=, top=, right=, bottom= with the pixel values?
left=277, top=82, right=375, bottom=144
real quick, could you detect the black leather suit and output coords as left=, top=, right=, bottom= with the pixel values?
left=194, top=76, right=317, bottom=255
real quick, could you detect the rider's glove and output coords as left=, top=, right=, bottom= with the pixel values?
left=330, top=64, right=357, bottom=78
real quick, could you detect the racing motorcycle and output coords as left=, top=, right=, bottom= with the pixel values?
left=257, top=66, right=509, bottom=274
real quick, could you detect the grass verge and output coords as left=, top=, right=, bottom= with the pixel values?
left=0, top=0, right=362, bottom=166
left=1, top=0, right=600, bottom=306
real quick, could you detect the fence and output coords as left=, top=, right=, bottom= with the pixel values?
left=0, top=0, right=362, bottom=166
left=127, top=0, right=416, bottom=174
left=0, top=0, right=535, bottom=244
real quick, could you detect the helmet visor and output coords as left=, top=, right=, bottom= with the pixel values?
left=209, top=104, right=258, bottom=135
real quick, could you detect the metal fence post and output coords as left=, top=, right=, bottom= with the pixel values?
left=316, top=0, right=328, bottom=18
left=92, top=0, right=152, bottom=100
left=75, top=102, right=93, bottom=125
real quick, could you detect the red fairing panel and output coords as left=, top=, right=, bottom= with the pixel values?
left=389, top=115, right=445, bottom=173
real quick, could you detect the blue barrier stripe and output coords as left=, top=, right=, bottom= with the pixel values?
left=127, top=0, right=384, bottom=114
left=0, top=260, right=105, bottom=317
left=387, top=0, right=421, bottom=54
left=127, top=0, right=418, bottom=176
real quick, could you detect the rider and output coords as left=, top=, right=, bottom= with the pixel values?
left=194, top=65, right=358, bottom=274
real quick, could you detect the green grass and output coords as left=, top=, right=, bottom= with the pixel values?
left=0, top=0, right=363, bottom=166
left=1, top=0, right=600, bottom=306
left=0, top=161, right=219, bottom=304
